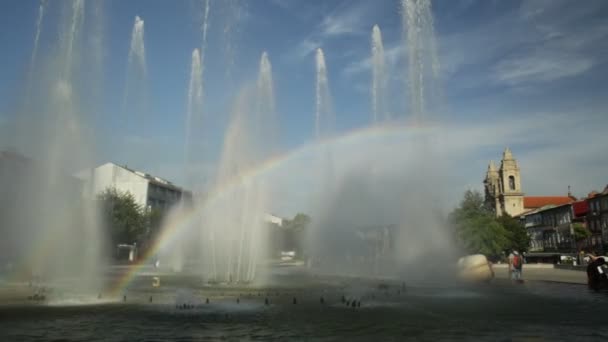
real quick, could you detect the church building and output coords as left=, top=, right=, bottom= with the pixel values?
left=484, top=148, right=577, bottom=218
left=484, top=148, right=525, bottom=217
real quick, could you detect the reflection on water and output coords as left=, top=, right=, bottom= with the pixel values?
left=2, top=281, right=608, bottom=341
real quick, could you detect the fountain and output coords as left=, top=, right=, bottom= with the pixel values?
left=6, top=0, right=450, bottom=295
left=201, top=0, right=211, bottom=66
left=401, top=0, right=440, bottom=121
left=2, top=0, right=105, bottom=294
left=302, top=0, right=454, bottom=281
left=184, top=48, right=203, bottom=187
left=159, top=51, right=276, bottom=284
left=200, top=51, right=276, bottom=283
left=371, top=25, right=387, bottom=123
left=3, top=2, right=605, bottom=339
left=123, top=15, right=147, bottom=118
left=314, top=48, right=333, bottom=139
left=26, top=0, right=47, bottom=95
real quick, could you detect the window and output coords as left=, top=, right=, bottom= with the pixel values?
left=508, top=175, right=515, bottom=191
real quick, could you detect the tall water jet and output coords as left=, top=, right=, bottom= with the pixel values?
left=201, top=0, right=211, bottom=63
left=184, top=48, right=203, bottom=185
left=305, top=0, right=452, bottom=281
left=63, top=0, right=85, bottom=80
left=128, top=16, right=147, bottom=77
left=123, top=15, right=147, bottom=117
left=161, top=49, right=204, bottom=273
left=3, top=0, right=106, bottom=294
left=401, top=0, right=440, bottom=122
left=222, top=0, right=244, bottom=80
left=315, top=48, right=332, bottom=139
left=371, top=25, right=387, bottom=123
left=157, top=51, right=276, bottom=284
left=256, top=51, right=276, bottom=149
left=27, top=0, right=47, bottom=93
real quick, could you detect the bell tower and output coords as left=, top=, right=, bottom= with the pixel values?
left=483, top=160, right=501, bottom=215
left=498, top=147, right=524, bottom=216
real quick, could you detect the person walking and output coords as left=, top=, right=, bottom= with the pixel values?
left=508, top=250, right=523, bottom=281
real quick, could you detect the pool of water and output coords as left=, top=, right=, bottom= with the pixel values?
left=1, top=280, right=608, bottom=341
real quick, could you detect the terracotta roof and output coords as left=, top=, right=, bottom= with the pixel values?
left=524, top=196, right=576, bottom=209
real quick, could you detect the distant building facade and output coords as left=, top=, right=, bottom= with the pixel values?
left=587, top=187, right=608, bottom=250
left=79, top=162, right=191, bottom=212
left=523, top=204, right=574, bottom=253
left=264, top=213, right=284, bottom=227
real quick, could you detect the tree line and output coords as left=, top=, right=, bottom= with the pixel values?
left=97, top=188, right=163, bottom=251
left=97, top=187, right=313, bottom=260
left=449, top=190, right=530, bottom=260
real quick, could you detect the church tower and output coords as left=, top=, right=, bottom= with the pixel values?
left=483, top=148, right=525, bottom=217
left=498, top=147, right=524, bottom=217
left=483, top=160, right=500, bottom=214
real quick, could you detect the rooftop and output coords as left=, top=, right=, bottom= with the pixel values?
left=524, top=196, right=576, bottom=209
left=102, top=162, right=187, bottom=192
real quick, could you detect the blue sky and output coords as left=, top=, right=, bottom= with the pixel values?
left=1, top=0, right=608, bottom=215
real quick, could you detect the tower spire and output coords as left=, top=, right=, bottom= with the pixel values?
left=488, top=160, right=497, bottom=172
left=502, top=147, right=513, bottom=160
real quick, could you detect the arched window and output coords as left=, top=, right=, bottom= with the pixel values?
left=508, top=175, right=516, bottom=190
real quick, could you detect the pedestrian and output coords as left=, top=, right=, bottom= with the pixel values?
left=509, top=250, right=523, bottom=282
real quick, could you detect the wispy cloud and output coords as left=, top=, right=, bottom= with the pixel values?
left=285, top=1, right=372, bottom=61
left=318, top=5, right=368, bottom=37
left=291, top=37, right=321, bottom=60
left=342, top=44, right=403, bottom=77
left=493, top=51, right=594, bottom=85
left=490, top=1, right=608, bottom=87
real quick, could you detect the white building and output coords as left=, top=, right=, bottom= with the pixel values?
left=264, top=213, right=284, bottom=227
left=78, top=162, right=191, bottom=212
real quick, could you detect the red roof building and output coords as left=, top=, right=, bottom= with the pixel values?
left=572, top=200, right=589, bottom=218
left=523, top=196, right=576, bottom=210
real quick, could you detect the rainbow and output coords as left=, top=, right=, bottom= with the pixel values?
left=12, top=122, right=438, bottom=295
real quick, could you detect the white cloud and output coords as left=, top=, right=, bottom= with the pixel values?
left=488, top=0, right=608, bottom=87
left=291, top=37, right=320, bottom=60
left=493, top=51, right=594, bottom=85
left=342, top=44, right=402, bottom=77
left=285, top=1, right=371, bottom=60
left=319, top=6, right=367, bottom=37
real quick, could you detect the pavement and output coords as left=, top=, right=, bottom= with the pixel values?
left=492, top=264, right=587, bottom=284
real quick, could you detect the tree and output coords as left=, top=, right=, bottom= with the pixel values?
left=98, top=188, right=147, bottom=246
left=282, top=213, right=311, bottom=258
left=449, top=190, right=511, bottom=258
left=497, top=214, right=530, bottom=253
left=286, top=213, right=311, bottom=232
left=573, top=222, right=591, bottom=251
left=146, top=208, right=165, bottom=239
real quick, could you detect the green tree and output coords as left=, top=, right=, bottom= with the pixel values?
left=146, top=208, right=165, bottom=239
left=98, top=188, right=147, bottom=246
left=497, top=214, right=530, bottom=253
left=282, top=213, right=311, bottom=258
left=449, top=190, right=510, bottom=258
left=573, top=222, right=591, bottom=251
left=286, top=213, right=311, bottom=231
